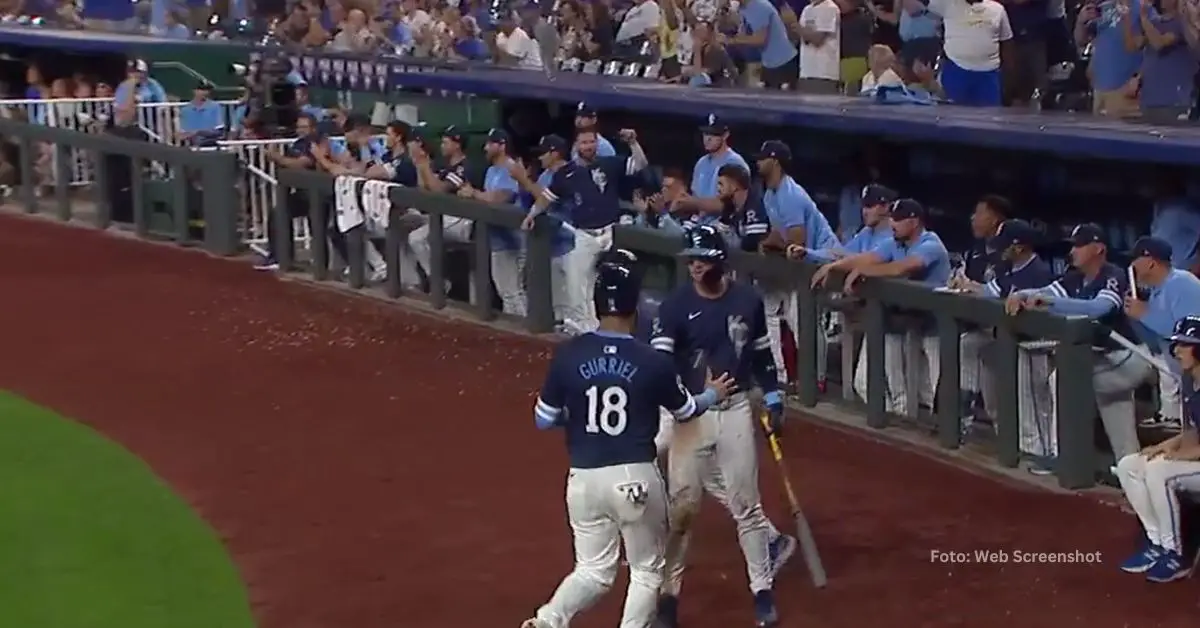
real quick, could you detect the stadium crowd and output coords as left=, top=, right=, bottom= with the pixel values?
left=3, top=0, right=1199, bottom=113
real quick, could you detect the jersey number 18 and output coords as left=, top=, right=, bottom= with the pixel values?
left=584, top=385, right=628, bottom=436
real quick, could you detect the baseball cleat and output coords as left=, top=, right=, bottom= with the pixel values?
left=1119, top=544, right=1163, bottom=574
left=520, top=618, right=552, bottom=628
left=752, top=589, right=779, bottom=627
left=768, top=533, right=797, bottom=577
left=655, top=594, right=679, bottom=628
left=1145, top=550, right=1191, bottom=582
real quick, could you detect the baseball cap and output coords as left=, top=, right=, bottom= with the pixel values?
left=1130, top=236, right=1173, bottom=263
left=700, top=113, right=730, bottom=135
left=861, top=184, right=897, bottom=207
left=890, top=198, right=925, bottom=221
left=536, top=134, right=569, bottom=155
left=576, top=101, right=598, bottom=117
left=195, top=80, right=214, bottom=90
left=1069, top=223, right=1106, bottom=247
left=441, top=125, right=465, bottom=145
left=755, top=140, right=791, bottom=162
left=988, top=219, right=1038, bottom=250
left=486, top=127, right=510, bottom=144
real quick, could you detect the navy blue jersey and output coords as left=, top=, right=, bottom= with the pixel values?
left=986, top=255, right=1055, bottom=298
left=633, top=296, right=662, bottom=344
left=651, top=281, right=774, bottom=394
left=537, top=332, right=696, bottom=469
left=543, top=157, right=638, bottom=230
left=1185, top=385, right=1200, bottom=432
left=1054, top=262, right=1135, bottom=349
left=437, top=156, right=479, bottom=191
left=963, top=238, right=996, bottom=284
left=375, top=150, right=418, bottom=186
left=285, top=136, right=317, bottom=167
left=731, top=189, right=770, bottom=252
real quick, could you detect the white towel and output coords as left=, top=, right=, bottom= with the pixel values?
left=334, top=175, right=365, bottom=233
left=361, top=179, right=393, bottom=235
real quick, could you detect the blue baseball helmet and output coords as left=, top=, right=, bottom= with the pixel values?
left=678, top=224, right=728, bottom=261
left=1169, top=315, right=1200, bottom=345
left=594, top=259, right=642, bottom=317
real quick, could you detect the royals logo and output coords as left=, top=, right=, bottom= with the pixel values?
left=591, top=168, right=607, bottom=193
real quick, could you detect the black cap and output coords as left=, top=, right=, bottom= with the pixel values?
left=890, top=198, right=925, bottom=221
left=536, top=134, right=568, bottom=155
left=755, top=140, right=791, bottom=162
left=988, top=219, right=1038, bottom=250
left=343, top=113, right=371, bottom=132
left=196, top=80, right=214, bottom=90
left=576, top=101, right=598, bottom=117
left=441, top=125, right=465, bottom=145
left=1069, top=223, right=1106, bottom=247
left=700, top=113, right=730, bottom=135
left=1130, top=236, right=1173, bottom=263
left=486, top=127, right=509, bottom=144
left=861, top=184, right=897, bottom=207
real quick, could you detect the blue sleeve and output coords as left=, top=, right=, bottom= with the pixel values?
left=598, top=136, right=617, bottom=157
left=650, top=300, right=680, bottom=354
left=741, top=4, right=769, bottom=31
left=749, top=294, right=779, bottom=393
left=534, top=353, right=567, bottom=430
left=489, top=169, right=521, bottom=198
left=114, top=83, right=133, bottom=105
left=873, top=238, right=899, bottom=263
left=1044, top=277, right=1121, bottom=319
left=772, top=186, right=810, bottom=231
left=906, top=239, right=944, bottom=269
left=805, top=247, right=838, bottom=264
left=149, top=80, right=167, bottom=103
left=983, top=280, right=1002, bottom=298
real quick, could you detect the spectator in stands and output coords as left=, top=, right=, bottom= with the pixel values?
left=1002, top=0, right=1050, bottom=106
left=557, top=0, right=598, bottom=60
left=24, top=64, right=47, bottom=100
left=814, top=198, right=951, bottom=413
left=930, top=0, right=1013, bottom=106
left=115, top=59, right=167, bottom=104
left=496, top=12, right=545, bottom=69
left=331, top=7, right=381, bottom=51
left=1127, top=236, right=1200, bottom=432
left=907, top=54, right=947, bottom=96
left=796, top=0, right=842, bottom=93
left=679, top=19, right=739, bottom=86
left=868, top=0, right=942, bottom=80
left=178, top=81, right=224, bottom=144
left=80, top=0, right=136, bottom=28
left=571, top=102, right=616, bottom=158
left=673, top=115, right=750, bottom=223
left=94, top=80, right=114, bottom=99
left=448, top=15, right=490, bottom=60
left=616, top=0, right=662, bottom=46
left=860, top=43, right=904, bottom=93
left=277, top=3, right=330, bottom=45
left=152, top=8, right=193, bottom=38
left=734, top=0, right=800, bottom=88
left=1075, top=0, right=1142, bottom=117
left=1136, top=0, right=1199, bottom=123
left=837, top=0, right=875, bottom=93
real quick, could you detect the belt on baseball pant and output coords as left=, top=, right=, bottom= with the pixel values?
left=577, top=226, right=611, bottom=236
left=711, top=392, right=748, bottom=411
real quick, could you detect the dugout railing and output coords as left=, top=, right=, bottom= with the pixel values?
left=273, top=169, right=1105, bottom=490
left=0, top=119, right=241, bottom=255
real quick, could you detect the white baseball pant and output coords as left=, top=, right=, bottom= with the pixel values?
left=1012, top=348, right=1055, bottom=457
left=532, top=462, right=668, bottom=628
left=1159, top=370, right=1183, bottom=422
left=1041, top=349, right=1153, bottom=461
left=854, top=332, right=939, bottom=415
left=658, top=394, right=776, bottom=596
left=959, top=330, right=991, bottom=399
left=1116, top=453, right=1200, bottom=553
left=762, top=289, right=829, bottom=385
left=551, top=255, right=570, bottom=323
left=408, top=217, right=474, bottom=281
left=562, top=226, right=613, bottom=333
left=490, top=249, right=527, bottom=316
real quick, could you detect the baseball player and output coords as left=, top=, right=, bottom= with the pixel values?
left=570, top=102, right=618, bottom=159
left=651, top=224, right=795, bottom=628
left=1114, top=314, right=1200, bottom=583
left=525, top=256, right=734, bottom=628
left=672, top=115, right=751, bottom=225
left=951, top=219, right=1055, bottom=445
left=1006, top=225, right=1153, bottom=467
left=519, top=129, right=649, bottom=334
left=956, top=195, right=1010, bottom=418
left=1125, top=236, right=1200, bottom=432
left=755, top=140, right=839, bottom=390
left=811, top=199, right=951, bottom=414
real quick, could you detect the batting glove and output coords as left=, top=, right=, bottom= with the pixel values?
left=763, top=390, right=785, bottom=435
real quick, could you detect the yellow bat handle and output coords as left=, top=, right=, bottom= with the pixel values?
left=759, top=413, right=785, bottom=462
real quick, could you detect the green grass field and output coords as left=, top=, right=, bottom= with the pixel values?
left=0, top=393, right=255, bottom=628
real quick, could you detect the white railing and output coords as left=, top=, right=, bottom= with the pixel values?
left=213, top=138, right=313, bottom=253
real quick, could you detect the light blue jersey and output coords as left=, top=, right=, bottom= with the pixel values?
left=763, top=175, right=839, bottom=250
left=485, top=164, right=523, bottom=252
left=873, top=230, right=952, bottom=287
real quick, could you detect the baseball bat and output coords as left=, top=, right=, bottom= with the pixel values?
left=758, top=412, right=828, bottom=588
left=1108, top=331, right=1178, bottom=380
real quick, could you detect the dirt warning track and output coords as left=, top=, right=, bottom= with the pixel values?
left=0, top=214, right=1195, bottom=628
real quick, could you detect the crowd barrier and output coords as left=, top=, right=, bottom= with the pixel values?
left=272, top=167, right=1106, bottom=490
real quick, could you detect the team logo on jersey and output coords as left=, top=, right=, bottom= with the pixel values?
left=727, top=315, right=749, bottom=359
left=983, top=265, right=996, bottom=283
left=591, top=168, right=608, bottom=193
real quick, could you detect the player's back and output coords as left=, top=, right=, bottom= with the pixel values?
left=554, top=331, right=673, bottom=469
